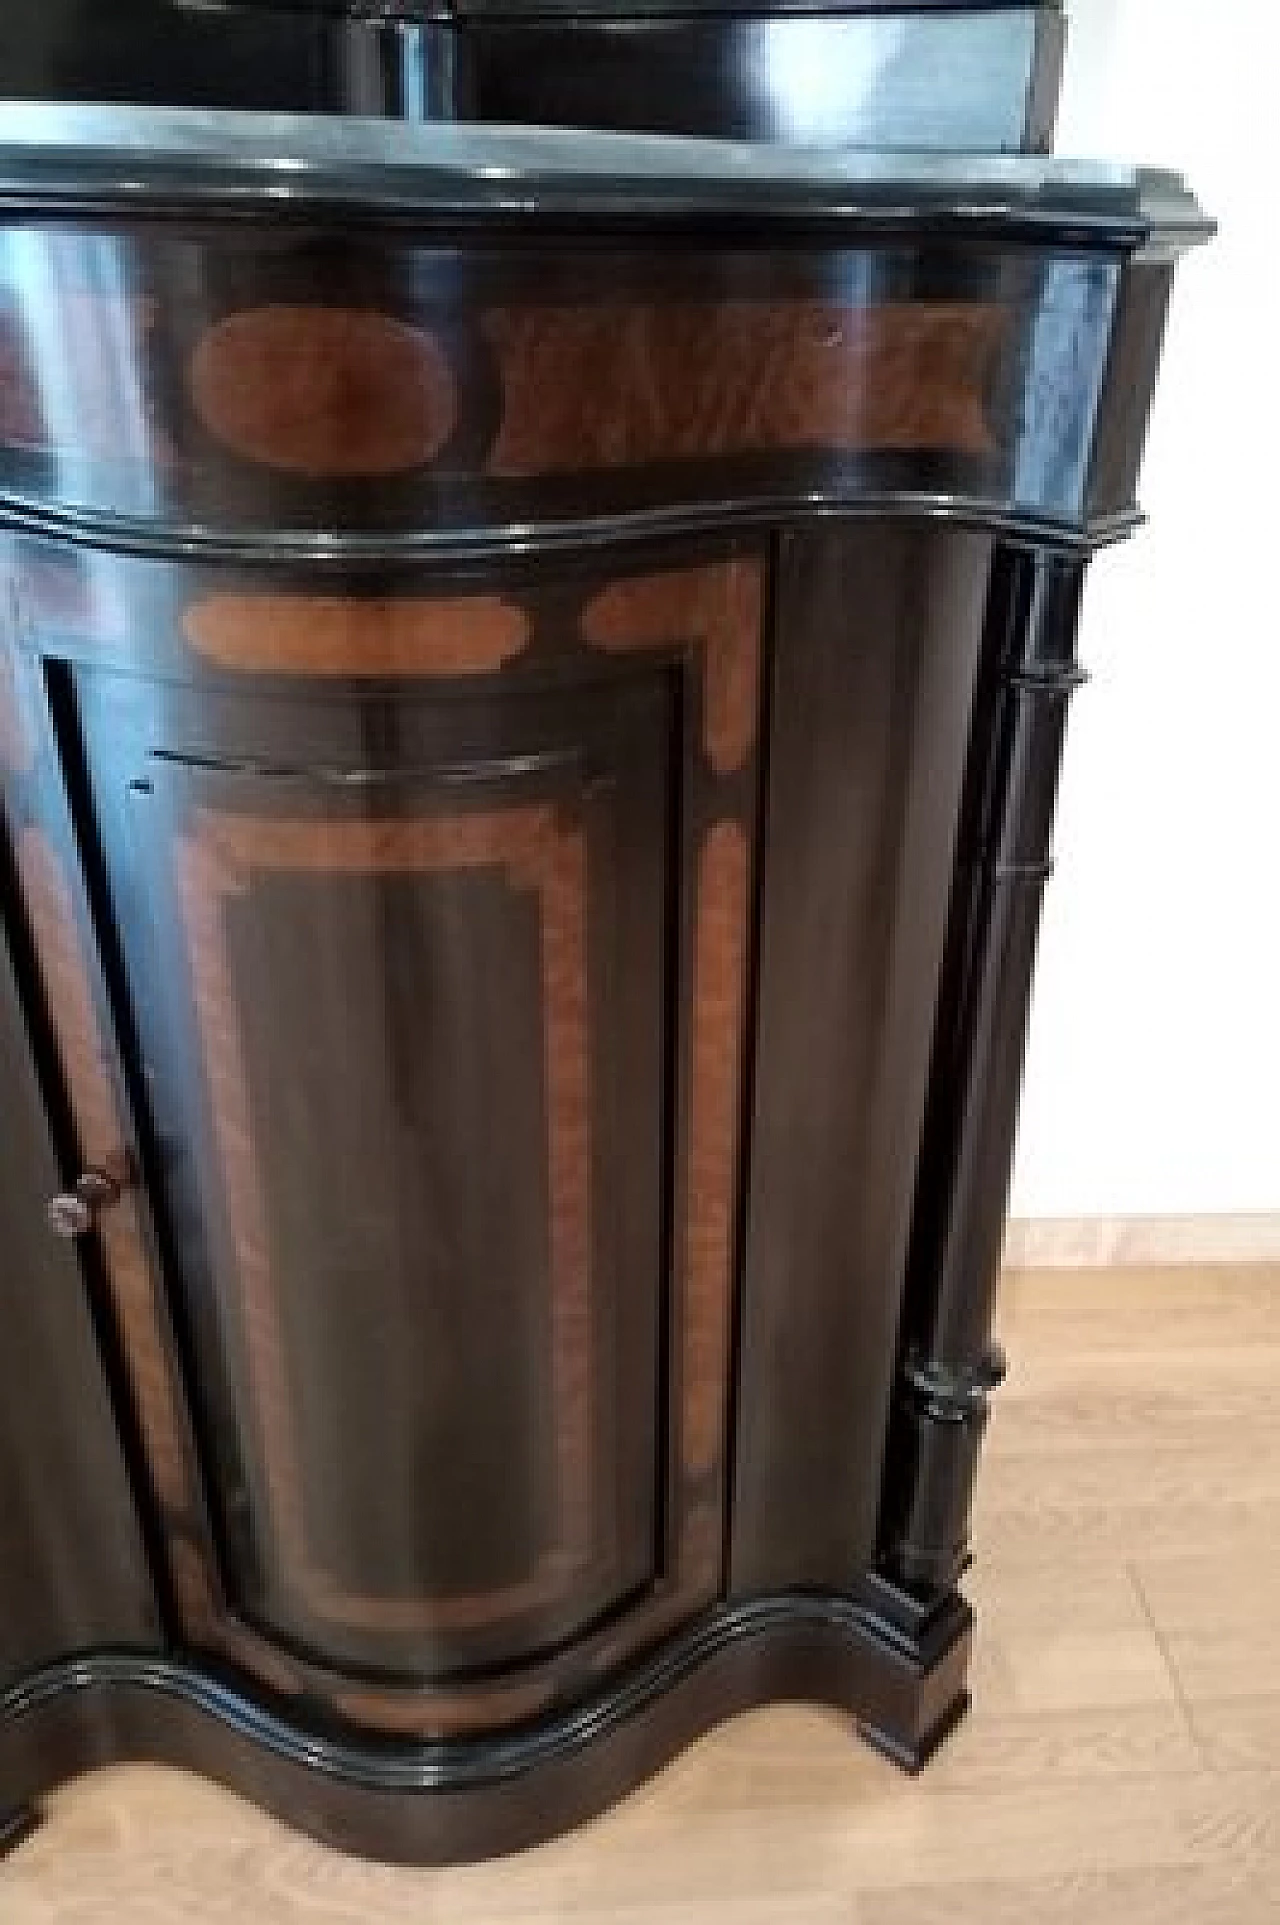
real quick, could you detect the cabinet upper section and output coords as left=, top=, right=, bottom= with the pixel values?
left=0, top=115, right=1209, bottom=556
left=0, top=1, right=1065, bottom=151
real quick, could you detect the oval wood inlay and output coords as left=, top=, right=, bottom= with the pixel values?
left=183, top=593, right=530, bottom=678
left=486, top=300, right=1005, bottom=477
left=581, top=560, right=763, bottom=773
left=683, top=819, right=752, bottom=1479
left=190, top=307, right=456, bottom=476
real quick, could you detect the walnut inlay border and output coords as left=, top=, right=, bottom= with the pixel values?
left=175, top=806, right=594, bottom=1636
left=183, top=593, right=531, bottom=678
left=486, top=300, right=1005, bottom=477
left=683, top=822, right=752, bottom=1479
left=190, top=306, right=456, bottom=477
left=582, top=559, right=763, bottom=775
left=583, top=560, right=760, bottom=1496
left=13, top=828, right=218, bottom=1628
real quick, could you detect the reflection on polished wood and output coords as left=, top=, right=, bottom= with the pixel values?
left=333, top=1675, right=554, bottom=1738
left=581, top=559, right=763, bottom=773
left=190, top=306, right=457, bottom=476
left=10, top=1263, right=1279, bottom=1923
left=13, top=829, right=211, bottom=1596
left=183, top=592, right=532, bottom=677
left=486, top=301, right=1006, bottom=476
left=581, top=558, right=762, bottom=1500
left=0, top=642, right=33, bottom=775
left=0, top=296, right=164, bottom=462
left=175, top=805, right=594, bottom=1636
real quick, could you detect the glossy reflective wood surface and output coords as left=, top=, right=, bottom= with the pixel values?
left=0, top=1, right=1063, bottom=151
left=0, top=0, right=461, bottom=122
left=0, top=899, right=158, bottom=1687
left=732, top=521, right=999, bottom=1593
left=74, top=671, right=671, bottom=1678
left=467, top=6, right=1062, bottom=151
left=0, top=226, right=1174, bottom=544
left=0, top=125, right=1206, bottom=1861
left=30, top=545, right=764, bottom=1720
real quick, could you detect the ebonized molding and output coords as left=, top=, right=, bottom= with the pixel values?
left=0, top=1591, right=971, bottom=1862
left=0, top=2, right=1065, bottom=152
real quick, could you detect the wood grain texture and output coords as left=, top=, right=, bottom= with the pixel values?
left=190, top=307, right=456, bottom=476
left=581, top=558, right=764, bottom=1509
left=682, top=820, right=751, bottom=1479
left=8, top=1262, right=1279, bottom=1919
left=174, top=806, right=594, bottom=1639
left=182, top=593, right=531, bottom=678
left=486, top=301, right=1005, bottom=476
left=581, top=559, right=763, bottom=773
left=12, top=828, right=209, bottom=1599
left=1004, top=1213, right=1280, bottom=1267
left=0, top=926, right=159, bottom=1683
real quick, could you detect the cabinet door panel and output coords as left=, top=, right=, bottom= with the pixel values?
left=0, top=909, right=158, bottom=1683
left=74, top=668, right=673, bottom=1679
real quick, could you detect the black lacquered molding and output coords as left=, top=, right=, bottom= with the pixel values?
left=0, top=2, right=1065, bottom=153
left=0, top=108, right=1212, bottom=250
left=878, top=549, right=1086, bottom=1594
left=0, top=497, right=1146, bottom=572
left=0, top=1592, right=972, bottom=1860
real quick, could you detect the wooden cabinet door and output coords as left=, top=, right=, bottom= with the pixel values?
left=69, top=662, right=696, bottom=1703
left=0, top=914, right=158, bottom=1685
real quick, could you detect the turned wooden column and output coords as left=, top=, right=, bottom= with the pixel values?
left=879, top=552, right=1087, bottom=1594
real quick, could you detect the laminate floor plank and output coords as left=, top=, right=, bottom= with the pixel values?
left=5, top=1262, right=1278, bottom=1923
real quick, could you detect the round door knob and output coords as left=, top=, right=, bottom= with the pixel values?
left=46, top=1168, right=124, bottom=1240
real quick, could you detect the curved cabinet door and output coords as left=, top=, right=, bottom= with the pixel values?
left=71, top=664, right=688, bottom=1694
left=0, top=908, right=158, bottom=1686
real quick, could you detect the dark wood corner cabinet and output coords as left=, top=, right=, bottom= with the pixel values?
left=0, top=69, right=1207, bottom=1864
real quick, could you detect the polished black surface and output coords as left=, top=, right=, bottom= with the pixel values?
left=0, top=895, right=159, bottom=1690
left=0, top=1590, right=971, bottom=1859
left=732, top=521, right=996, bottom=1595
left=0, top=174, right=1204, bottom=564
left=0, top=1, right=1064, bottom=150
left=0, top=68, right=1206, bottom=1863
left=0, top=108, right=1206, bottom=237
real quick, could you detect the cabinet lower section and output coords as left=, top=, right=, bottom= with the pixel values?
left=0, top=521, right=1075, bottom=1856
left=0, top=1588, right=971, bottom=1863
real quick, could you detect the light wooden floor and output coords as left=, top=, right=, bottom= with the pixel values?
left=6, top=1263, right=1280, bottom=1922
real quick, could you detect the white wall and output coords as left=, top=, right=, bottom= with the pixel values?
left=1009, top=0, right=1279, bottom=1217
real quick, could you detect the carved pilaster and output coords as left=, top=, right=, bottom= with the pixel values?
left=879, top=550, right=1086, bottom=1595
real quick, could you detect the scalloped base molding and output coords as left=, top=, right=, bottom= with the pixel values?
left=0, top=1592, right=970, bottom=1865
left=1003, top=1214, right=1280, bottom=1269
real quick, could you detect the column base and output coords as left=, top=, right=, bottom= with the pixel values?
left=0, top=1802, right=42, bottom=1857
left=858, top=1689, right=971, bottom=1774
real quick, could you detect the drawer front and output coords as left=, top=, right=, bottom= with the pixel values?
left=0, top=220, right=1139, bottom=539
